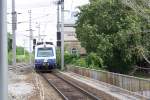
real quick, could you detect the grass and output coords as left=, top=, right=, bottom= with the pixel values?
left=8, top=51, right=32, bottom=65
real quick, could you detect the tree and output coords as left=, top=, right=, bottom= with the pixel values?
left=75, top=0, right=150, bottom=73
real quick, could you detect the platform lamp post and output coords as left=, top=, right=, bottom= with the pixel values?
left=0, top=0, right=7, bottom=99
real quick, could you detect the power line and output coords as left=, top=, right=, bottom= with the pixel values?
left=16, top=13, right=52, bottom=24
left=7, top=13, right=53, bottom=24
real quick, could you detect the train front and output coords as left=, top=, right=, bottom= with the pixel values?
left=34, top=44, right=56, bottom=71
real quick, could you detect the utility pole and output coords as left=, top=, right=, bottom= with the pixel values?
left=0, top=0, right=7, bottom=99
left=28, top=10, right=33, bottom=65
left=36, top=23, right=41, bottom=41
left=56, top=0, right=61, bottom=69
left=12, top=0, right=17, bottom=65
left=61, top=0, right=64, bottom=70
left=57, top=1, right=61, bottom=32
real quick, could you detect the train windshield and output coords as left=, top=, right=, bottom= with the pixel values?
left=37, top=48, right=53, bottom=57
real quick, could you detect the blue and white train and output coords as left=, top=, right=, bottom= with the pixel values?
left=34, top=42, right=56, bottom=71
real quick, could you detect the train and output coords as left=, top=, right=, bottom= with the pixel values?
left=34, top=42, right=56, bottom=71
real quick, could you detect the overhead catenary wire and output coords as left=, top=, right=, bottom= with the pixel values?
left=15, top=13, right=52, bottom=24
left=7, top=0, right=57, bottom=9
left=7, top=13, right=54, bottom=24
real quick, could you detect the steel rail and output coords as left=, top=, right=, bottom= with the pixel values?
left=41, top=73, right=68, bottom=100
left=41, top=72, right=100, bottom=100
left=53, top=72, right=100, bottom=100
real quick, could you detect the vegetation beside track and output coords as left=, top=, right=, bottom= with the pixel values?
left=8, top=47, right=31, bottom=64
left=8, top=33, right=31, bottom=64
left=74, top=0, right=150, bottom=74
left=56, top=51, right=149, bottom=78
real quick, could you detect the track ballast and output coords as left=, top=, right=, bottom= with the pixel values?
left=41, top=72, right=100, bottom=100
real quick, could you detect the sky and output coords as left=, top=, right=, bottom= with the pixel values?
left=7, top=0, right=89, bottom=51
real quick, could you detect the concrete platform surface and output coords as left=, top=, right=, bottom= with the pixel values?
left=61, top=71, right=149, bottom=100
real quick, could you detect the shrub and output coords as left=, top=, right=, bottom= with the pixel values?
left=74, top=58, right=87, bottom=67
left=86, top=52, right=103, bottom=68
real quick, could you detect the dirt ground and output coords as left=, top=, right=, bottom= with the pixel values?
left=8, top=65, right=63, bottom=100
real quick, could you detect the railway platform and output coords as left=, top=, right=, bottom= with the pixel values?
left=60, top=71, right=149, bottom=100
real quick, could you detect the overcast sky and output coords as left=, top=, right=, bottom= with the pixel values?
left=7, top=0, right=89, bottom=51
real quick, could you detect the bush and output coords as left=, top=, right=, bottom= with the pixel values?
left=74, top=58, right=87, bottom=67
left=56, top=51, right=103, bottom=70
left=56, top=49, right=75, bottom=68
left=65, top=53, right=79, bottom=64
left=8, top=47, right=30, bottom=65
left=86, top=52, right=103, bottom=68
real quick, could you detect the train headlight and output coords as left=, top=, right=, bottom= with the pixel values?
left=44, top=59, right=48, bottom=62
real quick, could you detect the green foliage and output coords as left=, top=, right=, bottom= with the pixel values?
left=86, top=52, right=103, bottom=68
left=16, top=46, right=24, bottom=55
left=56, top=49, right=82, bottom=68
left=64, top=52, right=79, bottom=64
left=64, top=53, right=87, bottom=68
left=8, top=50, right=30, bottom=64
left=58, top=51, right=102, bottom=69
left=73, top=58, right=87, bottom=67
left=56, top=48, right=61, bottom=68
left=76, top=0, right=150, bottom=73
left=8, top=46, right=30, bottom=64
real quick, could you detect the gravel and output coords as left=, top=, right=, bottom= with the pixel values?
left=8, top=64, right=63, bottom=100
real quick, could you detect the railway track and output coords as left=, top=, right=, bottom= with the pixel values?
left=9, top=63, right=31, bottom=70
left=41, top=72, right=100, bottom=100
left=9, top=64, right=101, bottom=99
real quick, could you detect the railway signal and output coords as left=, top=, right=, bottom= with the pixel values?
left=33, top=39, right=36, bottom=45
left=57, top=32, right=61, bottom=47
left=33, top=39, right=36, bottom=50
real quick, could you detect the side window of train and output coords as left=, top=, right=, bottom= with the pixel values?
left=71, top=48, right=78, bottom=55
